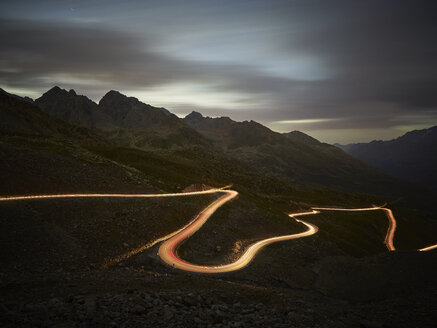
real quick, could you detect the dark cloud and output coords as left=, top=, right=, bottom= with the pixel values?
left=0, top=18, right=298, bottom=100
left=1, top=0, right=437, bottom=142
left=0, top=18, right=185, bottom=87
left=283, top=1, right=437, bottom=109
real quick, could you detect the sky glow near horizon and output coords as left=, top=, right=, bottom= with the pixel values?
left=1, top=0, right=437, bottom=143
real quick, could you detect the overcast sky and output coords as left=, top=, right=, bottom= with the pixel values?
left=1, top=0, right=436, bottom=143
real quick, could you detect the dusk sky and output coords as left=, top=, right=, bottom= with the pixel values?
left=1, top=0, right=436, bottom=143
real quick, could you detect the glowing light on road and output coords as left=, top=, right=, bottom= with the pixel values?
left=1, top=186, right=436, bottom=274
left=313, top=206, right=396, bottom=251
left=159, top=204, right=319, bottom=273
left=0, top=186, right=232, bottom=202
left=0, top=186, right=232, bottom=269
left=419, top=244, right=437, bottom=252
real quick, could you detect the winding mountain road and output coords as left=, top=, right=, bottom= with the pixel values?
left=158, top=189, right=318, bottom=273
left=313, top=206, right=396, bottom=251
left=0, top=186, right=436, bottom=273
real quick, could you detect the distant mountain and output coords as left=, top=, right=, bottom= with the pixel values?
left=0, top=89, right=103, bottom=144
left=35, top=87, right=209, bottom=149
left=336, top=126, right=437, bottom=189
left=35, top=86, right=110, bottom=129
left=98, top=90, right=179, bottom=129
left=7, top=86, right=436, bottom=205
left=184, top=111, right=405, bottom=195
left=184, top=111, right=285, bottom=149
left=283, top=130, right=320, bottom=145
left=0, top=88, right=34, bottom=103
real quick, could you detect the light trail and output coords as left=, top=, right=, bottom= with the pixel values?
left=101, top=213, right=206, bottom=269
left=419, top=244, right=437, bottom=252
left=313, top=206, right=396, bottom=251
left=0, top=187, right=435, bottom=274
left=0, top=186, right=232, bottom=202
left=158, top=202, right=318, bottom=273
left=382, top=208, right=396, bottom=251
left=0, top=186, right=233, bottom=269
left=0, top=187, right=319, bottom=273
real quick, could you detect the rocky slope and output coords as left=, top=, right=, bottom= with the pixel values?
left=5, top=86, right=435, bottom=211
left=284, top=130, right=321, bottom=145
left=0, top=89, right=103, bottom=145
left=98, top=90, right=176, bottom=129
left=36, top=87, right=210, bottom=150
left=34, top=86, right=111, bottom=129
left=183, top=111, right=418, bottom=198
left=1, top=88, right=437, bottom=328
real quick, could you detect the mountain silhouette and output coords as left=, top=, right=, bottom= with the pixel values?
left=337, top=126, right=437, bottom=189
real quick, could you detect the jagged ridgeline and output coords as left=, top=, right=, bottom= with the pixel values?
left=1, top=86, right=436, bottom=213
left=29, top=87, right=402, bottom=195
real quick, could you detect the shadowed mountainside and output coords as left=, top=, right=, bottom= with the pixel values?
left=36, top=87, right=210, bottom=149
left=183, top=111, right=432, bottom=202
left=337, top=126, right=437, bottom=190
left=34, top=86, right=109, bottom=129
left=1, top=87, right=437, bottom=328
left=8, top=86, right=435, bottom=210
left=284, top=130, right=321, bottom=145
left=0, top=89, right=104, bottom=145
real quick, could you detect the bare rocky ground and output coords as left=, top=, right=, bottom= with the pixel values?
left=1, top=250, right=436, bottom=328
left=1, top=224, right=436, bottom=328
left=1, top=138, right=437, bottom=327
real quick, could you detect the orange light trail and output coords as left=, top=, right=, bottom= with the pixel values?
left=0, top=186, right=232, bottom=202
left=313, top=206, right=396, bottom=251
left=158, top=199, right=319, bottom=273
left=419, top=244, right=437, bottom=252
left=0, top=187, right=435, bottom=274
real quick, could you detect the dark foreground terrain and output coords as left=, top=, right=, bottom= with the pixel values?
left=1, top=88, right=437, bottom=327
left=1, top=247, right=436, bottom=328
left=1, top=187, right=436, bottom=328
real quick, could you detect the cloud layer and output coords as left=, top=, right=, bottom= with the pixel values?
left=1, top=0, right=436, bottom=143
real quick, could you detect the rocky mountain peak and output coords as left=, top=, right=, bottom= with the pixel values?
left=35, top=86, right=100, bottom=128
left=98, top=90, right=141, bottom=121
left=40, top=86, right=80, bottom=101
left=284, top=130, right=321, bottom=145
left=99, top=90, right=133, bottom=104
left=184, top=111, right=204, bottom=121
left=97, top=90, right=183, bottom=129
left=44, top=86, right=66, bottom=96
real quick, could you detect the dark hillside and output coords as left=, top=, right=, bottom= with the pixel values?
left=338, top=126, right=437, bottom=189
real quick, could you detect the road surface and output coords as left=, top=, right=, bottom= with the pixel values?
left=419, top=244, right=437, bottom=251
left=0, top=187, right=231, bottom=202
left=158, top=191, right=319, bottom=273
left=0, top=187, right=436, bottom=273
left=313, top=206, right=396, bottom=251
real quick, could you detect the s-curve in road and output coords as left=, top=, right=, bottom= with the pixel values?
left=0, top=187, right=318, bottom=273
left=1, top=186, right=436, bottom=274
left=158, top=190, right=319, bottom=273
left=313, top=206, right=396, bottom=251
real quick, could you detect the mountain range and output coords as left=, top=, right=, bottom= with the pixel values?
left=337, top=126, right=437, bottom=190
left=31, top=87, right=400, bottom=194
left=1, top=86, right=436, bottom=212
left=34, top=86, right=208, bottom=149
left=2, top=86, right=437, bottom=328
